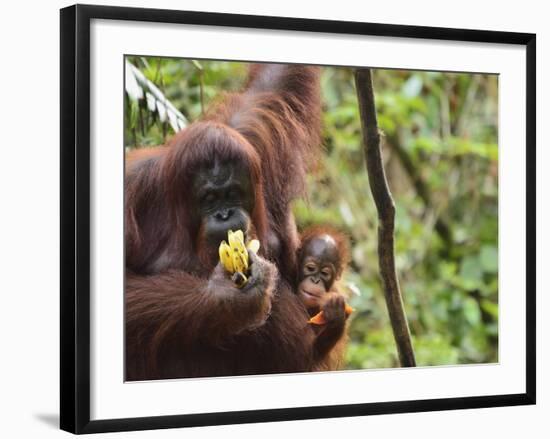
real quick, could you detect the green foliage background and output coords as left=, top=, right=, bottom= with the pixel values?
left=125, top=56, right=499, bottom=369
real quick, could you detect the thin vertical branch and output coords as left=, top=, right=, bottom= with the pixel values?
left=354, top=68, right=416, bottom=367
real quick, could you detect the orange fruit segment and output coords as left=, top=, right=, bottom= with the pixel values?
left=308, top=304, right=354, bottom=325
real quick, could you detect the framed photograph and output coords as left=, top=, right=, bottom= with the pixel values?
left=60, top=4, right=536, bottom=434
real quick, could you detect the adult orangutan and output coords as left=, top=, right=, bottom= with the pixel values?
left=125, top=63, right=347, bottom=380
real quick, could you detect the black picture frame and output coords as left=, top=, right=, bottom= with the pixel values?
left=60, top=4, right=536, bottom=434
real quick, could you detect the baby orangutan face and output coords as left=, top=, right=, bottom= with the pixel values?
left=298, top=235, right=341, bottom=309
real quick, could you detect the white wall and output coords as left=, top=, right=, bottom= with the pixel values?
left=0, top=0, right=546, bottom=437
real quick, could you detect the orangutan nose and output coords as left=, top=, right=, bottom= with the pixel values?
left=215, top=208, right=234, bottom=221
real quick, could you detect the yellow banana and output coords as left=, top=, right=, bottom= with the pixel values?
left=218, top=240, right=234, bottom=272
left=228, top=230, right=248, bottom=269
left=228, top=229, right=245, bottom=248
left=218, top=230, right=261, bottom=289
left=231, top=249, right=246, bottom=273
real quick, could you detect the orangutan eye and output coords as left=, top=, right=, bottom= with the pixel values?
left=321, top=268, right=332, bottom=279
left=227, top=187, right=241, bottom=199
left=202, top=192, right=216, bottom=204
left=305, top=263, right=316, bottom=273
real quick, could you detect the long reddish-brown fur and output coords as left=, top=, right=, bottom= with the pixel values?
left=125, top=63, right=323, bottom=380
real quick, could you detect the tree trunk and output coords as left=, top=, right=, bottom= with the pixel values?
left=354, top=68, right=416, bottom=367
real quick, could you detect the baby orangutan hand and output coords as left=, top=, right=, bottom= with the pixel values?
left=308, top=292, right=354, bottom=325
left=319, top=292, right=347, bottom=327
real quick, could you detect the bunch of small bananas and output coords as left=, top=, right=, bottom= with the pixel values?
left=218, top=230, right=260, bottom=288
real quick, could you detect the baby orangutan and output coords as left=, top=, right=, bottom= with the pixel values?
left=297, top=227, right=352, bottom=370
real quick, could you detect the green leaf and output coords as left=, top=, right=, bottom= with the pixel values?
left=402, top=75, right=423, bottom=98
left=459, top=256, right=483, bottom=290
left=479, top=245, right=498, bottom=273
left=463, top=297, right=482, bottom=326
left=480, top=299, right=499, bottom=319
left=191, top=60, right=203, bottom=71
